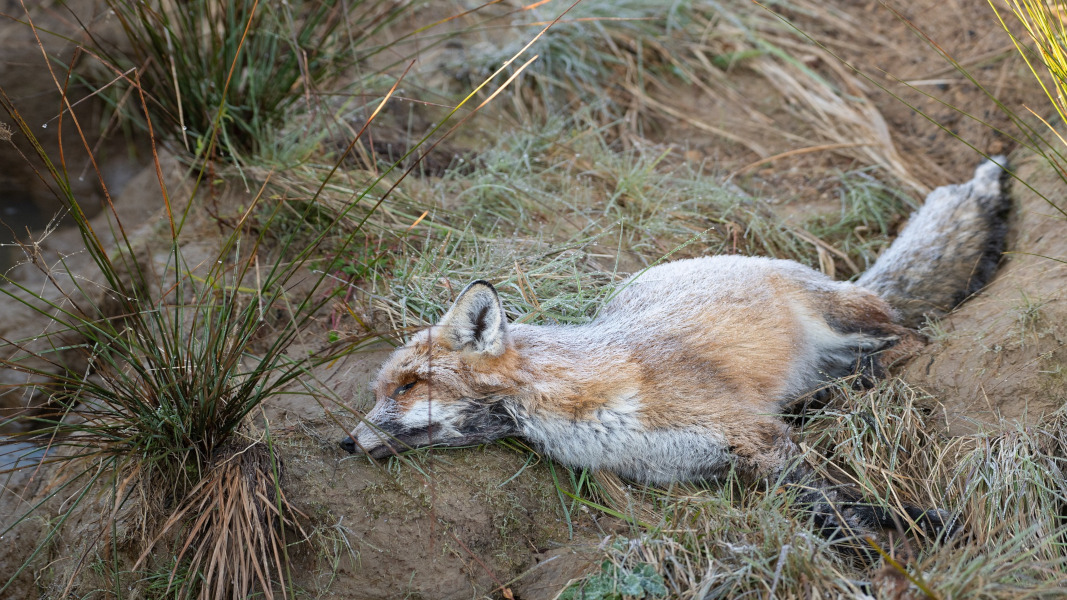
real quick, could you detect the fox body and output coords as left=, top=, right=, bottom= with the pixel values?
left=351, top=257, right=909, bottom=485
left=342, top=158, right=1010, bottom=537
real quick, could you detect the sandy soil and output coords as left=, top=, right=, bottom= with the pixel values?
left=654, top=1, right=1048, bottom=211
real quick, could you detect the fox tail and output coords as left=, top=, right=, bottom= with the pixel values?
left=857, top=157, right=1011, bottom=327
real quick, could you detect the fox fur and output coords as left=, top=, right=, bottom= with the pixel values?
left=341, top=158, right=1011, bottom=540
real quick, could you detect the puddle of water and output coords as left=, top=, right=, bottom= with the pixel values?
left=0, top=436, right=49, bottom=472
left=0, top=189, right=49, bottom=273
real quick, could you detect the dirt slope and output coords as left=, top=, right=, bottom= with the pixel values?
left=904, top=150, right=1067, bottom=434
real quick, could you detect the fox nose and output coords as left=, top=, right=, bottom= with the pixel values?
left=339, top=437, right=357, bottom=454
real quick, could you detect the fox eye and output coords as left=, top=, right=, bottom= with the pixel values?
left=392, top=382, right=416, bottom=397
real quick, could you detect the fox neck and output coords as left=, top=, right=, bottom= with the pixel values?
left=501, top=323, right=631, bottom=414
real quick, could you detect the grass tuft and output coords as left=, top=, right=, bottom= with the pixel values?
left=135, top=436, right=303, bottom=600
left=0, top=121, right=323, bottom=595
left=90, top=0, right=417, bottom=165
left=445, top=0, right=696, bottom=128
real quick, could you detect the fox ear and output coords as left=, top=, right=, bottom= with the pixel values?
left=437, top=280, right=508, bottom=356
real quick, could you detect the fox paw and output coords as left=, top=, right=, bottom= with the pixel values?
left=909, top=508, right=959, bottom=541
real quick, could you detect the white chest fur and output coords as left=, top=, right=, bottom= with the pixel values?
left=515, top=404, right=733, bottom=485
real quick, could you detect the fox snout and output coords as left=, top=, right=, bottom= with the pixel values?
left=338, top=434, right=395, bottom=459
left=340, top=398, right=520, bottom=459
left=339, top=419, right=407, bottom=459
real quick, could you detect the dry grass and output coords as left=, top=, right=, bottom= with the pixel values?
left=306, top=113, right=918, bottom=345
left=558, top=380, right=1067, bottom=598
left=436, top=0, right=934, bottom=193
left=135, top=437, right=305, bottom=600
left=993, top=0, right=1067, bottom=144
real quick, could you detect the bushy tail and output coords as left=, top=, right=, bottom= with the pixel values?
left=857, top=157, right=1011, bottom=327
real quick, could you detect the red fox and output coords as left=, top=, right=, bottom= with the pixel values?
left=341, top=158, right=1010, bottom=540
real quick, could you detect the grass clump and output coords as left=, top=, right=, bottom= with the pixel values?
left=994, top=1, right=1067, bottom=147
left=802, top=167, right=917, bottom=271
left=93, top=0, right=414, bottom=164
left=137, top=436, right=302, bottom=599
left=446, top=0, right=696, bottom=125
left=0, top=116, right=318, bottom=596
left=2, top=4, right=359, bottom=594
left=559, top=481, right=864, bottom=598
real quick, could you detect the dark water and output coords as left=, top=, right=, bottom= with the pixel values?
left=0, top=436, right=48, bottom=471
left=0, top=190, right=49, bottom=273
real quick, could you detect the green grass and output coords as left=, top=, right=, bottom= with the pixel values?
left=315, top=112, right=849, bottom=338
left=803, top=167, right=918, bottom=271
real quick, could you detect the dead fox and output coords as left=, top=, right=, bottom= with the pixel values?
left=341, top=158, right=1010, bottom=540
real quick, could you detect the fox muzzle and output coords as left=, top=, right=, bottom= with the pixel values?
left=339, top=435, right=397, bottom=459
left=339, top=437, right=356, bottom=453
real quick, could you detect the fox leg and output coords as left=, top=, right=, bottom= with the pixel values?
left=777, top=458, right=955, bottom=544
left=730, top=420, right=955, bottom=545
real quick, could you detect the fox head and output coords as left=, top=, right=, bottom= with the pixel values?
left=340, top=281, right=522, bottom=458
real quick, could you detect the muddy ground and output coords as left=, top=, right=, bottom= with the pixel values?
left=2, top=1, right=1065, bottom=598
